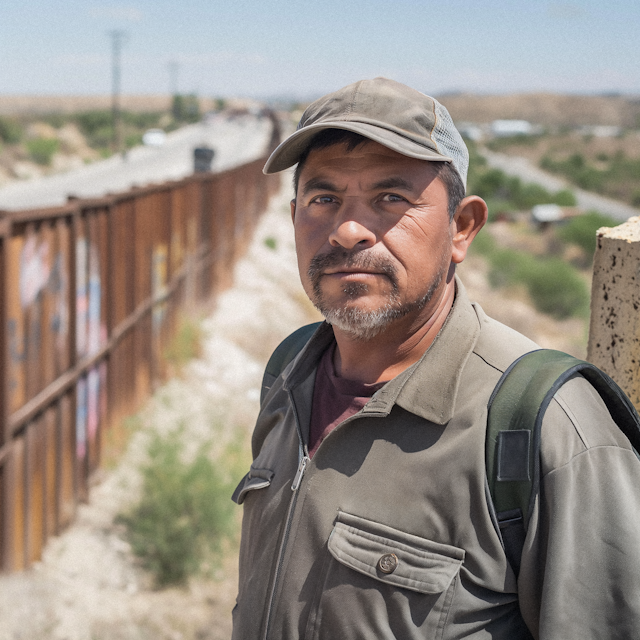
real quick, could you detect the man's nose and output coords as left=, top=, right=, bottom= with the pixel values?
left=327, top=202, right=376, bottom=250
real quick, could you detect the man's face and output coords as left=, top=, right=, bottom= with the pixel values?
left=292, top=140, right=458, bottom=340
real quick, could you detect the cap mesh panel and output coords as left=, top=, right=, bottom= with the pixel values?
left=432, top=99, right=469, bottom=187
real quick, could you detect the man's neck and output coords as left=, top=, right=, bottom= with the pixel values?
left=332, top=277, right=456, bottom=385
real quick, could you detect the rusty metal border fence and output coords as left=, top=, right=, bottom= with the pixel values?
left=0, top=120, right=281, bottom=572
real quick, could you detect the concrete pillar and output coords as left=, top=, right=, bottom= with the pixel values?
left=588, top=216, right=640, bottom=408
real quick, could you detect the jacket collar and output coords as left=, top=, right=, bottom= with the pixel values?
left=284, top=276, right=481, bottom=426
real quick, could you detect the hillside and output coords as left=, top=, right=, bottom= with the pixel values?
left=438, top=92, right=640, bottom=127
left=0, top=95, right=260, bottom=116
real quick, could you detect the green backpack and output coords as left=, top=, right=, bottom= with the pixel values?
left=261, top=322, right=640, bottom=576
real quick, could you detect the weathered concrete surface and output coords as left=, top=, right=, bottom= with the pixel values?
left=588, top=216, right=640, bottom=408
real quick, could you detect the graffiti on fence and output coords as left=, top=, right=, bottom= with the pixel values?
left=49, top=252, right=69, bottom=354
left=152, top=244, right=168, bottom=335
left=75, top=238, right=107, bottom=459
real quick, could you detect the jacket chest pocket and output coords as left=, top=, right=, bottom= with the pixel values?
left=306, top=512, right=464, bottom=640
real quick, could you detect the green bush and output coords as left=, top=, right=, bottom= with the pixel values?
left=484, top=245, right=589, bottom=319
left=553, top=189, right=577, bottom=206
left=74, top=110, right=113, bottom=136
left=468, top=164, right=577, bottom=212
left=26, top=137, right=59, bottom=165
left=118, top=427, right=240, bottom=587
left=163, top=315, right=204, bottom=373
left=125, top=133, right=143, bottom=149
left=468, top=229, right=496, bottom=256
left=525, top=258, right=590, bottom=319
left=0, top=116, right=23, bottom=143
left=486, top=134, right=544, bottom=151
left=541, top=154, right=605, bottom=192
left=172, top=94, right=200, bottom=123
left=487, top=249, right=536, bottom=289
left=557, top=211, right=617, bottom=256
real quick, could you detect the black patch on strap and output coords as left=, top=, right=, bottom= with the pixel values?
left=497, top=430, right=531, bottom=482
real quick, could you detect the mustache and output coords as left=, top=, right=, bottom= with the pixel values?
left=307, top=248, right=398, bottom=287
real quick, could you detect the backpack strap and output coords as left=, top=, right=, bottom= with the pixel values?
left=260, top=322, right=323, bottom=404
left=486, top=348, right=640, bottom=576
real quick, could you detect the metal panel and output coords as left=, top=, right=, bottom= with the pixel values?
left=0, top=127, right=280, bottom=573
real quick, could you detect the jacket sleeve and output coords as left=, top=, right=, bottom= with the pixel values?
left=517, top=376, right=640, bottom=639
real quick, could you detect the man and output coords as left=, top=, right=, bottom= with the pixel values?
left=231, top=78, right=640, bottom=639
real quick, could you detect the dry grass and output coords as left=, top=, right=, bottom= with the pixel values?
left=440, top=93, right=640, bottom=127
left=486, top=132, right=640, bottom=164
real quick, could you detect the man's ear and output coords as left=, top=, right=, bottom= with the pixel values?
left=290, top=199, right=296, bottom=223
left=451, top=196, right=488, bottom=264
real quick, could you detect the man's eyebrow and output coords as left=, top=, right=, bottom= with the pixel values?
left=300, top=177, right=344, bottom=196
left=371, top=177, right=415, bottom=191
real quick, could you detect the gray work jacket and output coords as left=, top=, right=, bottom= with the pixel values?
left=232, top=280, right=640, bottom=640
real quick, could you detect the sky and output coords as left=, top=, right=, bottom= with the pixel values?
left=1, top=0, right=639, bottom=99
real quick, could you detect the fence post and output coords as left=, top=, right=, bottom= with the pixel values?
left=587, top=216, right=640, bottom=409
left=0, top=216, right=10, bottom=570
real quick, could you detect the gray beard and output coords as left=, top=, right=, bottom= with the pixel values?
left=308, top=250, right=446, bottom=341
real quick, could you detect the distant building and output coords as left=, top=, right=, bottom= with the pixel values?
left=491, top=119, right=540, bottom=137
left=578, top=125, right=622, bottom=138
left=531, top=203, right=563, bottom=223
left=458, top=122, right=485, bottom=142
left=531, top=204, right=582, bottom=226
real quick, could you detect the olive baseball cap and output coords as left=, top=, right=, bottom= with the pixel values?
left=263, top=77, right=469, bottom=186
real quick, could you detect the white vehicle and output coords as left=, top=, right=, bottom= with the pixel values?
left=142, top=128, right=167, bottom=146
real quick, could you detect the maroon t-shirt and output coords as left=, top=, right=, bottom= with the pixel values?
left=308, top=344, right=386, bottom=458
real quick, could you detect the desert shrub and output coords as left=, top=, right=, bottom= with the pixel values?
left=557, top=211, right=617, bottom=256
left=163, top=315, right=204, bottom=373
left=553, top=189, right=577, bottom=206
left=125, top=133, right=143, bottom=149
left=487, top=248, right=536, bottom=289
left=541, top=154, right=605, bottom=192
left=486, top=134, right=544, bottom=151
left=26, top=137, right=59, bottom=165
left=118, top=427, right=241, bottom=587
left=525, top=258, right=590, bottom=319
left=122, top=111, right=162, bottom=129
left=172, top=94, right=200, bottom=123
left=470, top=168, right=509, bottom=201
left=468, top=229, right=496, bottom=256
left=0, top=116, right=23, bottom=143
left=468, top=166, right=576, bottom=212
left=485, top=246, right=589, bottom=319
left=74, top=110, right=112, bottom=136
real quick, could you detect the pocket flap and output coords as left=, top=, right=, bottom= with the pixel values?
left=231, top=467, right=274, bottom=504
left=328, top=512, right=464, bottom=595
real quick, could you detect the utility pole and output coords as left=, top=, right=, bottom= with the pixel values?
left=109, top=30, right=128, bottom=156
left=168, top=60, right=180, bottom=96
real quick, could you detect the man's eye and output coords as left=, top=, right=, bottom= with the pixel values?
left=380, top=193, right=406, bottom=203
left=311, top=195, right=336, bottom=205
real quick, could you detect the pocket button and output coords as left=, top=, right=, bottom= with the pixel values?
left=377, top=553, right=399, bottom=574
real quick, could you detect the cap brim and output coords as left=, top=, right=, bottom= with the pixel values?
left=263, top=121, right=453, bottom=174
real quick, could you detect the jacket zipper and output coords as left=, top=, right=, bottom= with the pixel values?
left=261, top=390, right=386, bottom=640
left=262, top=393, right=309, bottom=640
